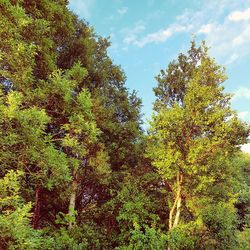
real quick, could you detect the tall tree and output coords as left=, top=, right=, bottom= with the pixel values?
left=0, top=0, right=111, bottom=231
left=147, top=41, right=249, bottom=235
left=0, top=0, right=143, bottom=243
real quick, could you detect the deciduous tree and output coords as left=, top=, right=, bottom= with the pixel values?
left=147, top=42, right=249, bottom=237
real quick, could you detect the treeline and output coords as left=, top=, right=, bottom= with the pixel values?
left=0, top=1, right=249, bottom=249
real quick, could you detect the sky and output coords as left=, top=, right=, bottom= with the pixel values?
left=68, top=0, right=250, bottom=152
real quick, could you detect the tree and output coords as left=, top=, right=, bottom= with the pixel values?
left=232, top=152, right=250, bottom=249
left=0, top=0, right=110, bottom=231
left=0, top=0, right=144, bottom=245
left=146, top=41, right=250, bottom=239
left=233, top=153, right=250, bottom=230
left=0, top=170, right=49, bottom=249
left=5, top=0, right=250, bottom=248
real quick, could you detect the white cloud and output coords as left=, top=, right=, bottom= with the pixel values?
left=117, top=7, right=128, bottom=16
left=225, top=53, right=239, bottom=65
left=123, top=22, right=145, bottom=45
left=136, top=25, right=187, bottom=47
left=68, top=0, right=95, bottom=19
left=228, top=8, right=250, bottom=22
left=124, top=24, right=187, bottom=47
left=177, top=1, right=250, bottom=64
left=238, top=111, right=249, bottom=119
left=233, top=87, right=250, bottom=100
left=123, top=1, right=250, bottom=64
left=232, top=24, right=250, bottom=46
left=241, top=143, right=250, bottom=154
left=198, top=24, right=214, bottom=34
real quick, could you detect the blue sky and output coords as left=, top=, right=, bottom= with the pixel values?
left=68, top=1, right=250, bottom=133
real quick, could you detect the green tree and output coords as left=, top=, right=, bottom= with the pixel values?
left=233, top=152, right=250, bottom=249
left=0, top=0, right=111, bottom=232
left=55, top=9, right=144, bottom=244
left=233, top=153, right=250, bottom=229
left=146, top=41, right=249, bottom=240
left=0, top=170, right=51, bottom=249
left=0, top=1, right=144, bottom=246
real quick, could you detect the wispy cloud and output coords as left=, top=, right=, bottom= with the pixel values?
left=238, top=111, right=249, bottom=119
left=122, top=1, right=231, bottom=48
left=198, top=24, right=215, bottom=34
left=233, top=87, right=250, bottom=99
left=225, top=53, right=239, bottom=65
left=135, top=24, right=187, bottom=47
left=122, top=1, right=250, bottom=64
left=232, top=24, right=250, bottom=46
left=175, top=3, right=250, bottom=64
left=117, top=7, right=128, bottom=16
left=228, top=8, right=250, bottom=22
left=124, top=24, right=187, bottom=48
left=68, top=0, right=95, bottom=19
left=123, top=22, right=146, bottom=45
left=241, top=143, right=250, bottom=153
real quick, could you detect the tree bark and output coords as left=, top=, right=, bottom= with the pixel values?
left=167, top=172, right=182, bottom=250
left=32, top=185, right=41, bottom=229
left=168, top=172, right=182, bottom=230
left=173, top=196, right=181, bottom=227
left=168, top=189, right=179, bottom=230
left=68, top=170, right=78, bottom=229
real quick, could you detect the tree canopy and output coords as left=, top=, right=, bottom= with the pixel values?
left=0, top=1, right=249, bottom=249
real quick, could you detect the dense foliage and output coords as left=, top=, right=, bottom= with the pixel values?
left=0, top=1, right=249, bottom=249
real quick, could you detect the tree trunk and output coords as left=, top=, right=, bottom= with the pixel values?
left=168, top=190, right=179, bottom=230
left=68, top=170, right=78, bottom=229
left=32, top=185, right=41, bottom=229
left=167, top=172, right=182, bottom=250
left=173, top=196, right=181, bottom=227
left=168, top=172, right=182, bottom=230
